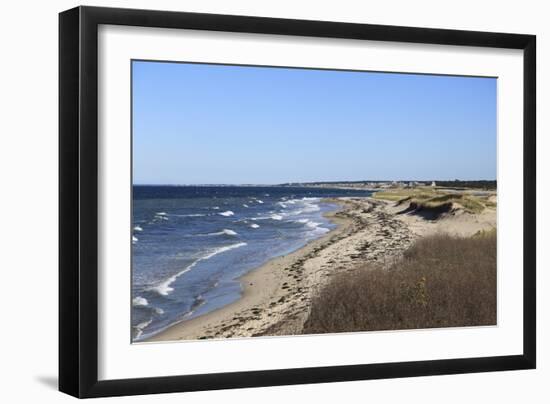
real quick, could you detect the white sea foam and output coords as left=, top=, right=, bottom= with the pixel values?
left=250, top=223, right=260, bottom=229
left=132, top=296, right=148, bottom=306
left=212, top=206, right=220, bottom=210
left=206, top=229, right=238, bottom=236
left=282, top=198, right=320, bottom=214
left=133, top=225, right=143, bottom=232
left=155, top=307, right=164, bottom=315
left=154, top=212, right=169, bottom=221
left=243, top=204, right=249, bottom=208
left=294, top=218, right=322, bottom=229
left=252, top=214, right=278, bottom=221
left=309, top=226, right=330, bottom=235
left=149, top=213, right=167, bottom=223
left=149, top=264, right=198, bottom=296
left=148, top=242, right=247, bottom=296
left=132, top=236, right=138, bottom=243
left=306, top=221, right=322, bottom=228
left=302, top=204, right=321, bottom=213
left=202, top=242, right=247, bottom=260
left=257, top=200, right=264, bottom=204
left=173, top=213, right=206, bottom=217
left=134, top=318, right=153, bottom=339
left=219, top=210, right=234, bottom=217
left=136, top=318, right=152, bottom=330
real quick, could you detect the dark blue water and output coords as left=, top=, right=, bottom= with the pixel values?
left=131, top=185, right=373, bottom=341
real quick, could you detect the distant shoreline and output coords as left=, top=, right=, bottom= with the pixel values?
left=133, top=180, right=496, bottom=189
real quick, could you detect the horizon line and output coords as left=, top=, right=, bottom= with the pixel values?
left=133, top=179, right=498, bottom=187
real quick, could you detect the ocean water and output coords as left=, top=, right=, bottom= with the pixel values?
left=132, top=185, right=373, bottom=341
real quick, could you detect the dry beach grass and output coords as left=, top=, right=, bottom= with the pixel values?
left=303, top=230, right=497, bottom=334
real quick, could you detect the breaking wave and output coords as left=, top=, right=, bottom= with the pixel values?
left=206, top=229, right=238, bottom=236
left=147, top=242, right=247, bottom=296
left=132, top=296, right=148, bottom=307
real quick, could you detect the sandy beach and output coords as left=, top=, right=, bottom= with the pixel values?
left=146, top=195, right=496, bottom=342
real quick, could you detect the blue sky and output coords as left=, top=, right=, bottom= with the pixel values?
left=132, top=60, right=496, bottom=185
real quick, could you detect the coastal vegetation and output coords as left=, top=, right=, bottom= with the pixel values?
left=429, top=180, right=496, bottom=190
left=303, top=230, right=496, bottom=334
left=373, top=188, right=496, bottom=215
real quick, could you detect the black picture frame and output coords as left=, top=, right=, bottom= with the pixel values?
left=59, top=5, right=536, bottom=398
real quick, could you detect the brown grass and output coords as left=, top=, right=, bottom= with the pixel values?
left=303, top=232, right=496, bottom=334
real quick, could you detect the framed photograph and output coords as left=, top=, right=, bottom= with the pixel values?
left=59, top=6, right=536, bottom=398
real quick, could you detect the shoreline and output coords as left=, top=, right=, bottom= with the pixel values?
left=145, top=200, right=353, bottom=342
left=145, top=196, right=496, bottom=342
